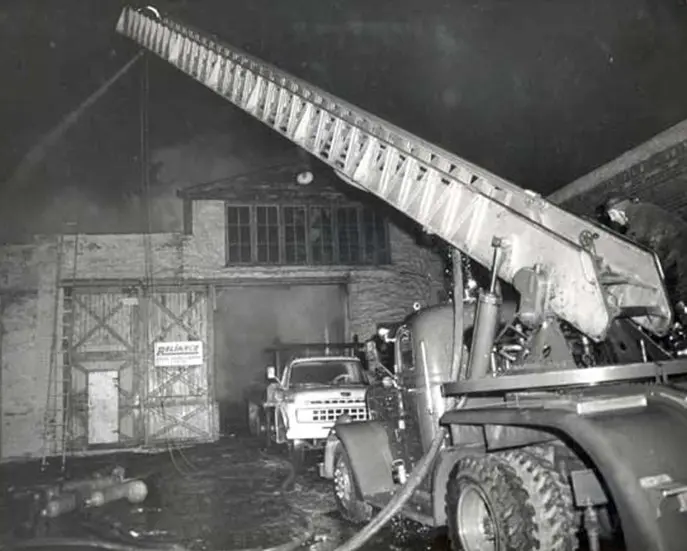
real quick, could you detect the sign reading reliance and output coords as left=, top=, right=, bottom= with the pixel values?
left=154, top=341, right=203, bottom=367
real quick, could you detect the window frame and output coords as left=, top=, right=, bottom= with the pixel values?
left=225, top=202, right=392, bottom=267
left=255, top=204, right=281, bottom=265
left=224, top=203, right=253, bottom=265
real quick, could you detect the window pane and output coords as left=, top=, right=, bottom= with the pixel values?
left=337, top=207, right=360, bottom=264
left=256, top=206, right=279, bottom=263
left=284, top=206, right=307, bottom=264
left=309, top=207, right=334, bottom=264
left=362, top=208, right=389, bottom=264
left=226, top=206, right=252, bottom=264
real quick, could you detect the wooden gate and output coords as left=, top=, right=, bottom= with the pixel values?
left=144, top=288, right=217, bottom=444
left=64, top=287, right=141, bottom=449
left=64, top=285, right=217, bottom=451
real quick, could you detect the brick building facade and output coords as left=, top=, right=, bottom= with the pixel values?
left=0, top=163, right=444, bottom=460
left=549, top=118, right=687, bottom=299
left=549, top=119, right=687, bottom=217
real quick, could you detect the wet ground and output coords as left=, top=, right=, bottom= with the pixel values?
left=0, top=435, right=624, bottom=551
left=0, top=435, right=438, bottom=551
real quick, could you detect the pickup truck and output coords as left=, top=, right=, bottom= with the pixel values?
left=244, top=355, right=370, bottom=467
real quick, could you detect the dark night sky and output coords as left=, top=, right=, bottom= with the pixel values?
left=1, top=0, right=686, bottom=238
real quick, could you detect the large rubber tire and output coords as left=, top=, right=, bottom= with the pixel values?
left=445, top=454, right=537, bottom=551
left=247, top=401, right=264, bottom=437
left=333, top=445, right=374, bottom=525
left=263, top=408, right=276, bottom=450
left=498, top=450, right=579, bottom=551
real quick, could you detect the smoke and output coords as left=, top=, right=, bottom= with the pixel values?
left=0, top=131, right=302, bottom=243
left=2, top=0, right=687, bottom=244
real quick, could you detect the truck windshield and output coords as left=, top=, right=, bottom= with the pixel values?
left=289, top=360, right=365, bottom=386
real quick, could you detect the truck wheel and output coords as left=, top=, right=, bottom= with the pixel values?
left=333, top=445, right=373, bottom=524
left=263, top=409, right=276, bottom=450
left=247, top=401, right=263, bottom=437
left=445, top=455, right=536, bottom=551
left=498, top=450, right=579, bottom=551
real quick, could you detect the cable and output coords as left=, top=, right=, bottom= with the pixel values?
left=4, top=53, right=144, bottom=195
left=136, top=49, right=198, bottom=479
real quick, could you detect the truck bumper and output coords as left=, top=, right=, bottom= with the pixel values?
left=286, top=423, right=333, bottom=442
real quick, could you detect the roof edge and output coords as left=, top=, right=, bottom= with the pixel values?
left=548, top=118, right=687, bottom=205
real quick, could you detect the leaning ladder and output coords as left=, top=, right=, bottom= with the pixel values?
left=41, top=230, right=78, bottom=470
left=41, top=234, right=65, bottom=469
left=115, top=6, right=672, bottom=341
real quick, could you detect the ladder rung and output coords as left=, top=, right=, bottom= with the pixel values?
left=115, top=6, right=673, bottom=342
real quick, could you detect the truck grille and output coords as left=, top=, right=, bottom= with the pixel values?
left=297, top=406, right=368, bottom=423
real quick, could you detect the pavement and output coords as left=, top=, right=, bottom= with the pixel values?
left=0, top=435, right=623, bottom=551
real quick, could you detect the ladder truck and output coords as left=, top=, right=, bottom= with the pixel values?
left=117, top=6, right=687, bottom=550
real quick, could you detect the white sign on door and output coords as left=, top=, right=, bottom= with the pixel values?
left=154, top=341, right=203, bottom=367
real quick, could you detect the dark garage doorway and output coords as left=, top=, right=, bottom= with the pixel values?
left=213, top=282, right=348, bottom=433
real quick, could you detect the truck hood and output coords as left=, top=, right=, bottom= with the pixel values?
left=287, top=385, right=367, bottom=405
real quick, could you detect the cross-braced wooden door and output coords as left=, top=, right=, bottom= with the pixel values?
left=64, top=287, right=143, bottom=449
left=143, top=287, right=218, bottom=444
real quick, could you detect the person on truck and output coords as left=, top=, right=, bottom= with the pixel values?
left=596, top=195, right=687, bottom=315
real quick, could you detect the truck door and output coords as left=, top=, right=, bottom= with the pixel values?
left=395, top=327, right=425, bottom=468
left=365, top=327, right=421, bottom=466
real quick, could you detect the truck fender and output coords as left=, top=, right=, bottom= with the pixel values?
left=441, top=386, right=687, bottom=551
left=332, top=421, right=396, bottom=499
left=430, top=444, right=485, bottom=526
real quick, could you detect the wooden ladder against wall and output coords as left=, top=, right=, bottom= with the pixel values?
left=41, top=230, right=79, bottom=471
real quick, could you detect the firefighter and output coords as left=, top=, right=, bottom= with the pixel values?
left=596, top=195, right=687, bottom=313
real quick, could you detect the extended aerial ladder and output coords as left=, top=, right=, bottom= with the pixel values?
left=114, top=9, right=687, bottom=551
left=115, top=6, right=672, bottom=344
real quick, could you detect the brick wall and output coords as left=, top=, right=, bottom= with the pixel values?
left=549, top=118, right=687, bottom=302
left=0, top=201, right=443, bottom=458
left=182, top=200, right=444, bottom=337
left=557, top=139, right=687, bottom=218
left=0, top=240, right=60, bottom=461
left=549, top=120, right=687, bottom=218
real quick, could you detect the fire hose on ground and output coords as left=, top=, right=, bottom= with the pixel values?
left=1, top=429, right=446, bottom=551
left=4, top=252, right=467, bottom=551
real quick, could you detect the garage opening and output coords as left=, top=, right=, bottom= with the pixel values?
left=213, top=282, right=348, bottom=434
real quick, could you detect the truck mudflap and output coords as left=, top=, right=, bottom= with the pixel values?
left=440, top=386, right=687, bottom=551
left=330, top=421, right=396, bottom=499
